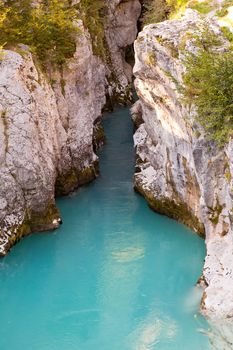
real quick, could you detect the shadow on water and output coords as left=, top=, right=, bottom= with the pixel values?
left=0, top=107, right=211, bottom=350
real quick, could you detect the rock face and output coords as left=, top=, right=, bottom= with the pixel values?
left=0, top=0, right=141, bottom=256
left=105, top=0, right=142, bottom=103
left=132, top=9, right=233, bottom=342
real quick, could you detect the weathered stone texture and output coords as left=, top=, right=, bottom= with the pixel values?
left=132, top=10, right=233, bottom=337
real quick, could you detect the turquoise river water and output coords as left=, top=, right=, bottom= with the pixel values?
left=0, top=107, right=211, bottom=350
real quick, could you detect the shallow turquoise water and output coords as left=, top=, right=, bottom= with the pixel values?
left=0, top=107, right=210, bottom=350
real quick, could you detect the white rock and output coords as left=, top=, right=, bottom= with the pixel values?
left=133, top=10, right=233, bottom=345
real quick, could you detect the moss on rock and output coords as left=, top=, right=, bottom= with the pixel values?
left=77, top=161, right=99, bottom=186
left=93, top=119, right=106, bottom=151
left=55, top=169, right=79, bottom=196
left=55, top=161, right=99, bottom=196
left=134, top=182, right=205, bottom=238
left=208, top=201, right=224, bottom=226
left=27, top=202, right=61, bottom=232
left=0, top=201, right=61, bottom=257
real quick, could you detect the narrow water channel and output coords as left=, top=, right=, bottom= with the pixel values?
left=0, top=107, right=210, bottom=349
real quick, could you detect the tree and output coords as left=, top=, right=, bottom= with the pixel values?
left=0, top=0, right=79, bottom=67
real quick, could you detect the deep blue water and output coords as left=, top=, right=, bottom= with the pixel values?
left=0, top=107, right=210, bottom=349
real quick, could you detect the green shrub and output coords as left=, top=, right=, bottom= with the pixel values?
left=142, top=0, right=217, bottom=24
left=216, top=0, right=232, bottom=17
left=142, top=0, right=193, bottom=24
left=142, top=0, right=170, bottom=24
left=221, top=26, right=233, bottom=47
left=189, top=0, right=214, bottom=14
left=0, top=0, right=79, bottom=67
left=181, top=30, right=233, bottom=146
left=0, top=0, right=108, bottom=64
left=166, top=0, right=189, bottom=13
left=216, top=8, right=229, bottom=17
left=30, top=0, right=79, bottom=66
left=78, top=0, right=106, bottom=57
left=0, top=44, right=5, bottom=61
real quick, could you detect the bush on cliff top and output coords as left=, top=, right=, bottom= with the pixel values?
left=142, top=0, right=170, bottom=24
left=142, top=0, right=191, bottom=24
left=0, top=0, right=78, bottom=67
left=142, top=0, right=217, bottom=24
left=181, top=30, right=233, bottom=146
left=0, top=0, right=108, bottom=66
left=79, top=0, right=106, bottom=57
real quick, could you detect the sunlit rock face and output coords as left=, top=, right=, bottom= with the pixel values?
left=132, top=10, right=233, bottom=344
left=0, top=1, right=141, bottom=256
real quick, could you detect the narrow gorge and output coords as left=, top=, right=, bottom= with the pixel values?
left=0, top=0, right=233, bottom=349
left=0, top=0, right=141, bottom=256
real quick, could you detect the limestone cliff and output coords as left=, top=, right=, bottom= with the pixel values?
left=0, top=0, right=141, bottom=256
left=104, top=0, right=141, bottom=103
left=132, top=9, right=233, bottom=343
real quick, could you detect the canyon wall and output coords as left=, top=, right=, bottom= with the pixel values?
left=132, top=9, right=233, bottom=343
left=0, top=0, right=141, bottom=256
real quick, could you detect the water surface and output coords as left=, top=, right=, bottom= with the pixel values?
left=0, top=107, right=210, bottom=349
